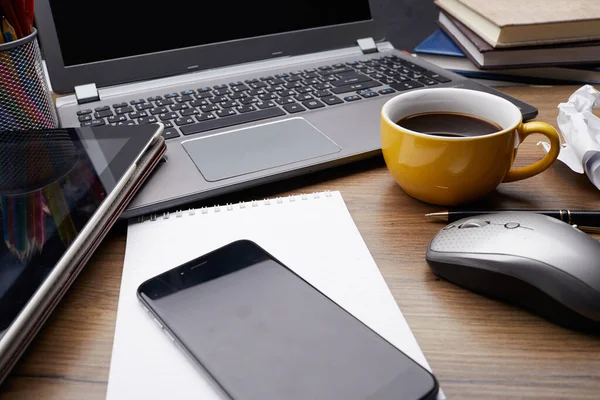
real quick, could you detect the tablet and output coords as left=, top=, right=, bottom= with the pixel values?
left=0, top=124, right=166, bottom=383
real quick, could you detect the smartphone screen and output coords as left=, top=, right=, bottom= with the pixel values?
left=138, top=240, right=438, bottom=400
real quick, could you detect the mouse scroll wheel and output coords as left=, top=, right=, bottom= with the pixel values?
left=458, top=219, right=490, bottom=229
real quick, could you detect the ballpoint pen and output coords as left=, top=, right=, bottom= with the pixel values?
left=425, top=210, right=600, bottom=232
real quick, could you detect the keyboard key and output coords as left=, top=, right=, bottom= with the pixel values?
left=129, top=111, right=148, bottom=119
left=265, top=86, right=282, bottom=93
left=276, top=97, right=295, bottom=105
left=175, top=117, right=195, bottom=126
left=196, top=113, right=216, bottom=122
left=331, top=81, right=381, bottom=94
left=322, top=95, right=343, bottom=105
left=304, top=68, right=317, bottom=73
left=275, top=73, right=289, bottom=78
left=150, top=107, right=169, bottom=115
left=259, top=76, right=273, bottom=81
left=94, top=105, right=110, bottom=112
left=303, top=78, right=320, bottom=86
left=108, top=115, right=127, bottom=123
left=360, top=91, right=379, bottom=98
left=115, top=106, right=134, bottom=115
left=343, top=95, right=361, bottom=102
left=91, top=119, right=106, bottom=126
left=116, top=120, right=137, bottom=126
left=138, top=116, right=158, bottom=124
left=320, top=76, right=338, bottom=83
left=285, top=75, right=303, bottom=82
left=318, top=66, right=332, bottom=71
left=213, top=89, right=230, bottom=96
left=319, top=66, right=353, bottom=76
left=346, top=61, right=358, bottom=66
left=229, top=92, right=248, bottom=100
left=236, top=105, right=256, bottom=113
left=130, top=99, right=145, bottom=105
left=240, top=97, right=259, bottom=105
left=181, top=108, right=200, bottom=116
left=229, top=81, right=244, bottom=87
left=175, top=95, right=194, bottom=103
left=181, top=107, right=285, bottom=136
left=200, top=104, right=219, bottom=112
left=162, top=121, right=174, bottom=128
left=303, top=71, right=319, bottom=79
left=295, top=94, right=313, bottom=101
left=198, top=87, right=212, bottom=93
left=164, top=93, right=178, bottom=98
left=283, top=103, right=305, bottom=113
left=417, top=77, right=438, bottom=86
left=369, top=73, right=386, bottom=80
left=94, top=109, right=113, bottom=118
left=162, top=128, right=180, bottom=140
left=313, top=90, right=331, bottom=98
left=279, top=90, right=296, bottom=97
left=423, top=72, right=451, bottom=83
left=213, top=84, right=228, bottom=90
left=302, top=99, right=325, bottom=110
left=332, top=63, right=344, bottom=68
left=268, top=78, right=285, bottom=85
left=231, top=85, right=250, bottom=93
left=148, top=96, right=162, bottom=101
left=389, top=80, right=425, bottom=91
left=78, top=115, right=92, bottom=122
left=250, top=81, right=268, bottom=89
left=156, top=99, right=174, bottom=106
left=221, top=101, right=238, bottom=108
left=171, top=103, right=189, bottom=111
left=159, top=112, right=178, bottom=120
left=378, top=88, right=396, bottom=95
left=256, top=101, right=276, bottom=109
left=258, top=93, right=277, bottom=100
left=77, top=109, right=92, bottom=115
left=217, top=109, right=237, bottom=118
left=296, top=87, right=313, bottom=94
left=181, top=89, right=195, bottom=95
left=136, top=103, right=153, bottom=111
left=210, top=96, right=228, bottom=104
left=290, top=71, right=303, bottom=76
left=381, top=78, right=397, bottom=85
left=190, top=99, right=210, bottom=107
left=314, top=83, right=332, bottom=90
left=248, top=89, right=266, bottom=96
left=244, top=78, right=259, bottom=84
left=112, top=102, right=127, bottom=109
left=195, top=91, right=212, bottom=99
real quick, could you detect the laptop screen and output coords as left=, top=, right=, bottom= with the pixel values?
left=49, top=1, right=372, bottom=67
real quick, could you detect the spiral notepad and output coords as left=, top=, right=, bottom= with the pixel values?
left=107, top=191, right=444, bottom=400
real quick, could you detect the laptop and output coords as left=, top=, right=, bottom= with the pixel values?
left=35, top=0, right=538, bottom=219
left=0, top=125, right=166, bottom=383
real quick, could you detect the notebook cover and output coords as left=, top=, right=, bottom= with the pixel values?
left=439, top=12, right=600, bottom=69
left=446, top=0, right=600, bottom=27
left=107, top=191, right=445, bottom=400
left=414, top=29, right=465, bottom=57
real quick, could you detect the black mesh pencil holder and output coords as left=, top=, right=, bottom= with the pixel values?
left=0, top=29, right=59, bottom=132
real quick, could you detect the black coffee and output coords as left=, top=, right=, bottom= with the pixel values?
left=396, top=112, right=502, bottom=138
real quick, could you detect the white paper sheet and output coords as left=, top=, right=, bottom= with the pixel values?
left=540, top=84, right=600, bottom=189
left=106, top=191, right=444, bottom=400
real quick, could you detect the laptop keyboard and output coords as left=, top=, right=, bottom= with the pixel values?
left=75, top=55, right=451, bottom=140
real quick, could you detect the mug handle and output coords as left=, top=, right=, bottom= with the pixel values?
left=503, top=121, right=561, bottom=183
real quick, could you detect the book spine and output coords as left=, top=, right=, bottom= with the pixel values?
left=133, top=191, right=333, bottom=224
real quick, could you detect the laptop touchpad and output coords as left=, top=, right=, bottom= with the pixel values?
left=182, top=118, right=341, bottom=182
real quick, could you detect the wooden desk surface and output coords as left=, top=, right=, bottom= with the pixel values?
left=2, top=86, right=600, bottom=400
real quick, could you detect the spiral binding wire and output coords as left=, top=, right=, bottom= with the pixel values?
left=135, top=191, right=332, bottom=224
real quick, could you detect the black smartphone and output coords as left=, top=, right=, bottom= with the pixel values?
left=137, top=240, right=439, bottom=400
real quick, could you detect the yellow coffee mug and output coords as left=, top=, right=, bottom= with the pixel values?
left=381, top=88, right=560, bottom=205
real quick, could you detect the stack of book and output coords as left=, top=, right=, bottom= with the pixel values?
left=414, top=0, right=600, bottom=85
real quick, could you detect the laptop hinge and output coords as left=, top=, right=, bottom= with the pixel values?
left=356, top=37, right=378, bottom=54
left=74, top=83, right=100, bottom=104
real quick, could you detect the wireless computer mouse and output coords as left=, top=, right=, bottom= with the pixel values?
left=425, top=212, right=600, bottom=333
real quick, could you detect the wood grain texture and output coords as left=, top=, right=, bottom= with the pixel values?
left=2, top=86, right=600, bottom=399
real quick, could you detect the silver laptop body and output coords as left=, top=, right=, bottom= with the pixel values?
left=36, top=0, right=537, bottom=218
